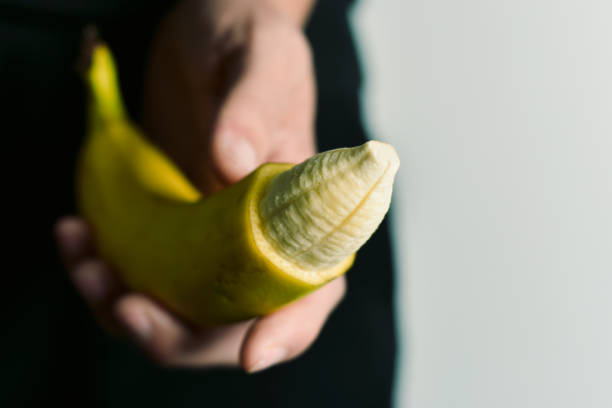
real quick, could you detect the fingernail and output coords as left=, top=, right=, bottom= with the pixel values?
left=122, top=307, right=152, bottom=343
left=248, top=347, right=288, bottom=373
left=219, top=130, right=258, bottom=179
left=73, top=263, right=109, bottom=302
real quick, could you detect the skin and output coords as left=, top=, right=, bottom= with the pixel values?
left=55, top=0, right=346, bottom=373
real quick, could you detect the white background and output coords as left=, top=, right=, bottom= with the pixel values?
left=351, top=1, right=612, bottom=407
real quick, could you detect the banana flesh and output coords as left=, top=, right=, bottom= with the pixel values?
left=259, top=141, right=399, bottom=273
left=78, top=44, right=399, bottom=325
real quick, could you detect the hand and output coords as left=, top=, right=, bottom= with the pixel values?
left=56, top=0, right=347, bottom=373
left=56, top=218, right=345, bottom=371
left=143, top=0, right=318, bottom=190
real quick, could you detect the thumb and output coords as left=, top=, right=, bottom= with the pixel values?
left=211, top=123, right=264, bottom=184
left=211, top=84, right=276, bottom=183
left=209, top=18, right=315, bottom=184
left=209, top=44, right=284, bottom=183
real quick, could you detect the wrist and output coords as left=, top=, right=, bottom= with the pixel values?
left=262, top=0, right=316, bottom=26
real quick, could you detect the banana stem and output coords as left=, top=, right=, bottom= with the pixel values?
left=87, top=44, right=126, bottom=123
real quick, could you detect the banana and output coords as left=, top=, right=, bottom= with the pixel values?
left=77, top=44, right=399, bottom=326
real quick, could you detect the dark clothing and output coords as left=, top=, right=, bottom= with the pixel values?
left=1, top=1, right=396, bottom=406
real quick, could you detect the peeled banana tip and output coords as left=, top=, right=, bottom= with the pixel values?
left=361, top=140, right=400, bottom=174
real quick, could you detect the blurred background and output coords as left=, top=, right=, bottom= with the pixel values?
left=352, top=1, right=612, bottom=406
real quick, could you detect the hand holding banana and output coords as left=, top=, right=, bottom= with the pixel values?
left=56, top=0, right=398, bottom=372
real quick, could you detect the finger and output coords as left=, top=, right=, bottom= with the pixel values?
left=71, top=259, right=126, bottom=336
left=55, top=216, right=94, bottom=270
left=210, top=70, right=273, bottom=183
left=241, top=276, right=346, bottom=373
left=56, top=217, right=128, bottom=335
left=115, top=294, right=253, bottom=367
left=72, top=259, right=117, bottom=304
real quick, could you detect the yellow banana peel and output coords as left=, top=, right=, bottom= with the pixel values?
left=77, top=44, right=399, bottom=326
